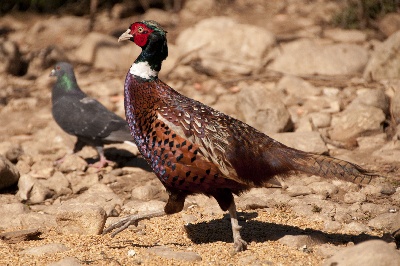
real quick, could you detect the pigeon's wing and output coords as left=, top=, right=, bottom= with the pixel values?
left=52, top=94, right=132, bottom=144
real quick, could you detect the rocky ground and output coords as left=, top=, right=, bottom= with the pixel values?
left=1, top=0, right=400, bottom=265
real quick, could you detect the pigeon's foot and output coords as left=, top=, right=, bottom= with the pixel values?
left=89, top=157, right=113, bottom=168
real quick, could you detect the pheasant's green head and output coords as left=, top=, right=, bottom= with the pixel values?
left=118, top=20, right=168, bottom=72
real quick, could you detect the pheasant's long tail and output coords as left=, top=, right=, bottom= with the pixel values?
left=290, top=152, right=377, bottom=184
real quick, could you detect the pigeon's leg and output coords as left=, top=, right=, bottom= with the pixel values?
left=55, top=139, right=85, bottom=164
left=103, top=210, right=166, bottom=237
left=228, top=200, right=247, bottom=252
left=90, top=145, right=113, bottom=168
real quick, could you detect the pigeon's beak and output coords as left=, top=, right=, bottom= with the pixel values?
left=118, top=29, right=133, bottom=42
left=49, top=69, right=56, bottom=77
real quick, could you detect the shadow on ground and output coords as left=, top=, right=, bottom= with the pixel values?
left=184, top=212, right=395, bottom=246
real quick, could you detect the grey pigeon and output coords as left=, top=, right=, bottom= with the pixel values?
left=50, top=62, right=134, bottom=168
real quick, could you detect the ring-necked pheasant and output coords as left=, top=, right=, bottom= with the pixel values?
left=103, top=21, right=377, bottom=251
left=50, top=62, right=134, bottom=168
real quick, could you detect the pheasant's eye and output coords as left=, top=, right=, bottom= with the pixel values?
left=138, top=26, right=144, bottom=33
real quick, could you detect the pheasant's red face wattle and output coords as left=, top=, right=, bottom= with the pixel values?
left=130, top=23, right=154, bottom=47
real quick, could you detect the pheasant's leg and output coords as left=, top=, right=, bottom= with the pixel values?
left=228, top=200, right=247, bottom=252
left=103, top=210, right=166, bottom=237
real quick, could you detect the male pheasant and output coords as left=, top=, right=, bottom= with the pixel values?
left=104, top=21, right=376, bottom=251
left=50, top=62, right=134, bottom=168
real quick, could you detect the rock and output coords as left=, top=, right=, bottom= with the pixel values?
left=308, top=112, right=331, bottom=128
left=314, top=243, right=343, bottom=258
left=29, top=179, right=53, bottom=204
left=19, top=212, right=57, bottom=230
left=364, top=30, right=400, bottom=81
left=236, top=188, right=278, bottom=211
left=48, top=257, right=82, bottom=266
left=347, top=89, right=389, bottom=115
left=44, top=171, right=72, bottom=197
left=5, top=144, right=24, bottom=163
left=122, top=199, right=165, bottom=214
left=343, top=191, right=367, bottom=204
left=0, top=202, right=28, bottom=230
left=236, top=82, right=292, bottom=134
left=0, top=38, right=26, bottom=76
left=391, top=85, right=400, bottom=125
left=26, top=45, right=68, bottom=77
left=357, top=134, right=387, bottom=150
left=0, top=154, right=20, bottom=190
left=30, top=160, right=55, bottom=178
left=308, top=181, right=338, bottom=197
left=323, top=28, right=367, bottom=43
left=286, top=185, right=312, bottom=197
left=323, top=240, right=400, bottom=266
left=146, top=246, right=202, bottom=262
left=182, top=0, right=215, bottom=15
left=141, top=9, right=178, bottom=27
left=73, top=32, right=139, bottom=71
left=278, top=234, right=327, bottom=248
left=276, top=75, right=321, bottom=104
left=131, top=181, right=166, bottom=201
left=20, top=243, right=69, bottom=256
left=268, top=39, right=368, bottom=75
left=176, top=17, right=275, bottom=75
left=368, top=212, right=400, bottom=231
left=0, top=228, right=41, bottom=244
left=378, top=13, right=400, bottom=37
left=342, top=222, right=371, bottom=233
left=56, top=203, right=106, bottom=235
left=329, top=106, right=385, bottom=142
left=26, top=16, right=89, bottom=50
left=270, top=132, right=328, bottom=154
left=65, top=184, right=123, bottom=217
left=16, top=174, right=53, bottom=204
left=16, top=174, right=35, bottom=201
left=69, top=173, right=99, bottom=194
left=58, top=155, right=87, bottom=173
left=324, top=220, right=342, bottom=232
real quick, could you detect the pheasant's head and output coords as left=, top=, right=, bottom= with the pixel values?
left=119, top=20, right=168, bottom=73
left=118, top=20, right=166, bottom=48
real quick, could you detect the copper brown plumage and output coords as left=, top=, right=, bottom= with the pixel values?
left=103, top=21, right=377, bottom=252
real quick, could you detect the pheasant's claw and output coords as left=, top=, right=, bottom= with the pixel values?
left=234, top=237, right=248, bottom=252
left=103, top=215, right=139, bottom=237
left=103, top=211, right=166, bottom=237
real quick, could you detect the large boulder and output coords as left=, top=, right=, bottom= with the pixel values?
left=268, top=39, right=368, bottom=76
left=176, top=17, right=275, bottom=75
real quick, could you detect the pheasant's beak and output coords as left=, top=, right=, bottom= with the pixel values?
left=118, top=29, right=133, bottom=42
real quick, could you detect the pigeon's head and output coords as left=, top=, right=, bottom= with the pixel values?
left=50, top=62, right=74, bottom=78
left=118, top=20, right=167, bottom=48
left=50, top=62, right=78, bottom=91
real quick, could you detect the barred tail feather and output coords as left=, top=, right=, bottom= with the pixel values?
left=291, top=153, right=376, bottom=184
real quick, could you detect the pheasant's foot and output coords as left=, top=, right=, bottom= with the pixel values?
left=234, top=236, right=248, bottom=252
left=103, top=210, right=166, bottom=237
left=228, top=200, right=247, bottom=252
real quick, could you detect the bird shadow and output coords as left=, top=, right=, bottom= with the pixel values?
left=184, top=212, right=395, bottom=247
left=84, top=147, right=153, bottom=172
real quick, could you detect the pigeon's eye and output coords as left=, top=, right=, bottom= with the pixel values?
left=56, top=66, right=61, bottom=70
left=137, top=26, right=144, bottom=33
